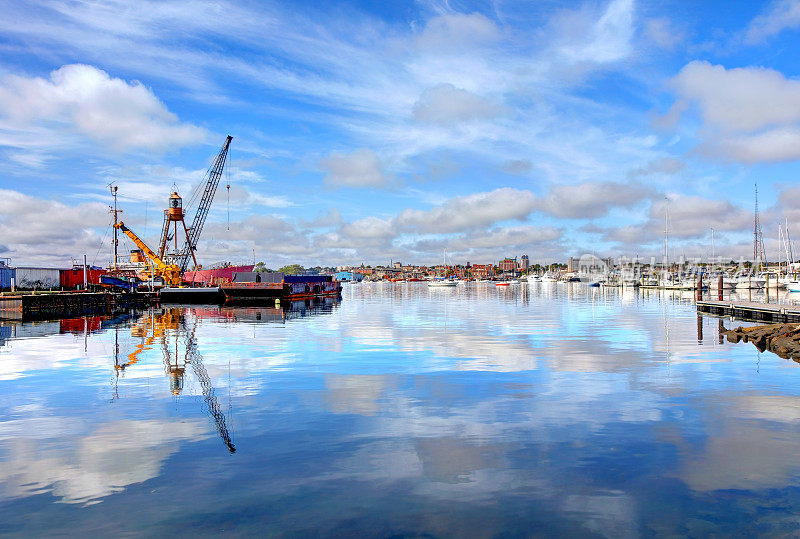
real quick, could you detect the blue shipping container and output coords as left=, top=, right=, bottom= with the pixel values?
left=284, top=274, right=332, bottom=283
left=0, top=266, right=15, bottom=290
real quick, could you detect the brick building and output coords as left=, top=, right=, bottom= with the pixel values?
left=499, top=258, right=516, bottom=272
left=471, top=264, right=494, bottom=278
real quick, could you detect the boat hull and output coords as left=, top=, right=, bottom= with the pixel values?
left=428, top=281, right=457, bottom=287
left=222, top=275, right=342, bottom=303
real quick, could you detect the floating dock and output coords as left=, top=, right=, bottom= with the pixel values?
left=697, top=299, right=800, bottom=323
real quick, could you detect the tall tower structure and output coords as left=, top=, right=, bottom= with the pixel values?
left=158, top=192, right=197, bottom=269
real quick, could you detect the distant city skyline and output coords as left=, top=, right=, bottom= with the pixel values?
left=2, top=1, right=800, bottom=268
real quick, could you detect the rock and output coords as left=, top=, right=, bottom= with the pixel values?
left=722, top=323, right=800, bottom=361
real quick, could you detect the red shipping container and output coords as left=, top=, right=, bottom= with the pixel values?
left=60, top=266, right=106, bottom=289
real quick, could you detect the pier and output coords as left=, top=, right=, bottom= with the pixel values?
left=0, top=291, right=150, bottom=320
left=697, top=299, right=800, bottom=323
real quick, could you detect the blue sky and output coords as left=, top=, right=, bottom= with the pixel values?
left=2, top=0, right=800, bottom=268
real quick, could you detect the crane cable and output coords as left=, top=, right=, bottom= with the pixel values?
left=92, top=218, right=114, bottom=266
left=226, top=145, right=232, bottom=231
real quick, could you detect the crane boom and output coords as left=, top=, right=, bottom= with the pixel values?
left=115, top=221, right=182, bottom=286
left=178, top=135, right=233, bottom=272
left=116, top=222, right=166, bottom=267
left=183, top=319, right=236, bottom=453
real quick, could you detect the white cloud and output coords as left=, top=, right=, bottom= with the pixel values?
left=672, top=61, right=800, bottom=133
left=414, top=12, right=501, bottom=52
left=451, top=225, right=561, bottom=250
left=0, top=189, right=110, bottom=265
left=606, top=194, right=750, bottom=244
left=670, top=60, right=800, bottom=163
left=535, top=181, right=654, bottom=219
left=628, top=157, right=684, bottom=178
left=0, top=64, right=205, bottom=152
left=644, top=17, right=684, bottom=50
left=340, top=217, right=396, bottom=240
left=556, top=0, right=635, bottom=65
left=702, top=127, right=800, bottom=164
left=320, top=148, right=393, bottom=189
left=745, top=0, right=800, bottom=44
left=652, top=195, right=752, bottom=237
left=501, top=159, right=532, bottom=175
left=651, top=99, right=688, bottom=130
left=412, top=84, right=501, bottom=127
left=226, top=185, right=293, bottom=208
left=303, top=208, right=343, bottom=228
left=396, top=188, right=537, bottom=234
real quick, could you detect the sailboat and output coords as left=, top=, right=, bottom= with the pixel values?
left=736, top=182, right=768, bottom=290
left=428, top=249, right=457, bottom=287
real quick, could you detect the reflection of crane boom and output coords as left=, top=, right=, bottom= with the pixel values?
left=176, top=136, right=233, bottom=273
left=183, top=318, right=236, bottom=453
left=112, top=308, right=236, bottom=453
left=115, top=221, right=182, bottom=286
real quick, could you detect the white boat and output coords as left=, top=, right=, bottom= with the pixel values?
left=786, top=280, right=800, bottom=293
left=733, top=275, right=766, bottom=290
left=707, top=275, right=735, bottom=289
left=428, top=249, right=457, bottom=287
left=527, top=274, right=541, bottom=283
left=428, top=279, right=457, bottom=288
left=541, top=273, right=558, bottom=282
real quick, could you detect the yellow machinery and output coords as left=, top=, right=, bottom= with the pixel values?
left=114, top=221, right=182, bottom=286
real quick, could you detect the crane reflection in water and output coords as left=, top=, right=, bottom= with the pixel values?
left=110, top=296, right=342, bottom=454
left=113, top=307, right=236, bottom=453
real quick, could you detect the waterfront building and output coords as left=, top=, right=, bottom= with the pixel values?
left=472, top=264, right=494, bottom=278
left=499, top=258, right=516, bottom=273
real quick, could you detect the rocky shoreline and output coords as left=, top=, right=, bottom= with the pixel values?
left=722, top=323, right=800, bottom=360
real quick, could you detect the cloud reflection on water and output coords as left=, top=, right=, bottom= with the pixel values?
left=2, top=284, right=800, bottom=534
left=0, top=419, right=207, bottom=505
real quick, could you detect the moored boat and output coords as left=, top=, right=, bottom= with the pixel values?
left=222, top=272, right=341, bottom=302
left=428, top=279, right=457, bottom=288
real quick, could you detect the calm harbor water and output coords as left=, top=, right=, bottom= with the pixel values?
left=2, top=282, right=800, bottom=536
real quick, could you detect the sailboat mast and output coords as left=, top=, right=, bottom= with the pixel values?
left=664, top=198, right=669, bottom=274
left=753, top=181, right=766, bottom=271
left=711, top=227, right=715, bottom=267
